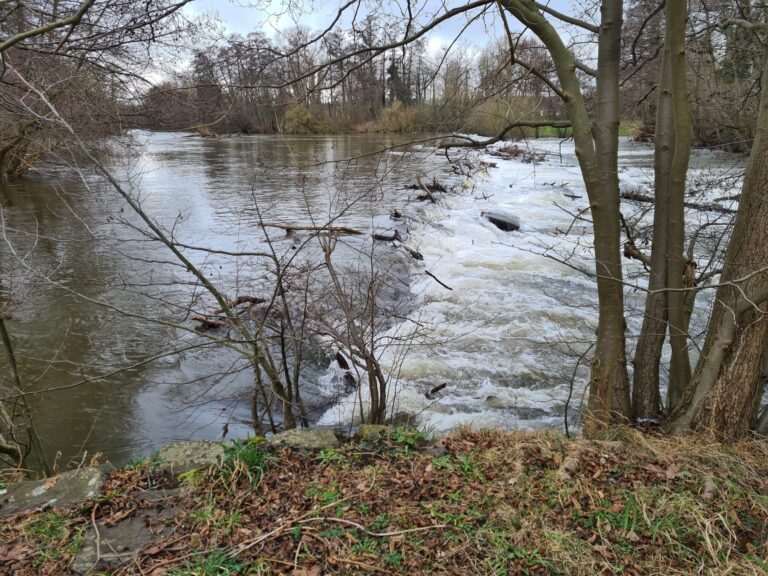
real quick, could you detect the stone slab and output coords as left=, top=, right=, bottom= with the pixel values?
left=0, top=467, right=103, bottom=518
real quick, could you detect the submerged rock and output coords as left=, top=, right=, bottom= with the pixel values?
left=269, top=428, right=339, bottom=450
left=0, top=467, right=104, bottom=517
left=388, top=412, right=417, bottom=427
left=482, top=211, right=520, bottom=232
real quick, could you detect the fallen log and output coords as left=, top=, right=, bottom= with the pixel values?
left=621, top=191, right=736, bottom=214
left=373, top=229, right=403, bottom=242
left=262, top=223, right=364, bottom=235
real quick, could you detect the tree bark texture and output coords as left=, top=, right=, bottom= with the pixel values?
left=501, top=0, right=631, bottom=433
left=665, top=0, right=693, bottom=407
left=632, top=9, right=674, bottom=420
left=671, top=56, right=768, bottom=441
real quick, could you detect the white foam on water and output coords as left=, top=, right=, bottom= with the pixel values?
left=317, top=137, right=744, bottom=433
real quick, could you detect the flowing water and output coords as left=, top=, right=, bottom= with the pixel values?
left=0, top=132, right=742, bottom=468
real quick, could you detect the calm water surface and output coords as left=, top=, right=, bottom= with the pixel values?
left=0, top=132, right=447, bottom=467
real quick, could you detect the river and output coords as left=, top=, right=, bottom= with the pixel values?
left=1, top=132, right=449, bottom=467
left=0, top=132, right=742, bottom=468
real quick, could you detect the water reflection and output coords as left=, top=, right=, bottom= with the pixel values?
left=0, top=132, right=444, bottom=467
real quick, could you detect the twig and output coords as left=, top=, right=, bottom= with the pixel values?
left=425, top=271, right=453, bottom=291
left=228, top=472, right=378, bottom=557
left=297, top=516, right=450, bottom=538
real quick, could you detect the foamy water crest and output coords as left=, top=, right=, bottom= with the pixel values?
left=318, top=138, right=742, bottom=433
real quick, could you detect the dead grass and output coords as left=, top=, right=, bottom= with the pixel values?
left=1, top=428, right=767, bottom=575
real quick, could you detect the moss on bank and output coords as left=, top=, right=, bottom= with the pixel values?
left=1, top=428, right=767, bottom=575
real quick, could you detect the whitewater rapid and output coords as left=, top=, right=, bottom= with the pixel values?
left=318, top=137, right=743, bottom=433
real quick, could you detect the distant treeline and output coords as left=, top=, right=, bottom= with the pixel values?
left=137, top=22, right=566, bottom=138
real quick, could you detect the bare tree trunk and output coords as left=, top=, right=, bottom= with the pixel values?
left=670, top=55, right=768, bottom=441
left=0, top=318, right=52, bottom=475
left=501, top=0, right=631, bottom=433
left=632, top=39, right=673, bottom=419
left=665, top=0, right=693, bottom=408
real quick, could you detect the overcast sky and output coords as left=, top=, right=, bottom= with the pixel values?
left=185, top=0, right=583, bottom=56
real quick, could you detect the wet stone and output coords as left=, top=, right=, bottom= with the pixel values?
left=269, top=428, right=339, bottom=450
left=0, top=467, right=103, bottom=518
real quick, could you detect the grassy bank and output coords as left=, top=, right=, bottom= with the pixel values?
left=2, top=428, right=767, bottom=575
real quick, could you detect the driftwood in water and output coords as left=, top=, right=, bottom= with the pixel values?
left=373, top=229, right=403, bottom=242
left=491, top=145, right=545, bottom=163
left=425, top=270, right=453, bottom=290
left=263, top=223, right=364, bottom=235
left=195, top=294, right=266, bottom=330
left=621, top=191, right=736, bottom=214
left=213, top=295, right=265, bottom=314
left=195, top=127, right=217, bottom=138
left=405, top=176, right=448, bottom=203
left=404, top=176, right=447, bottom=194
left=425, top=382, right=447, bottom=400
left=192, top=316, right=228, bottom=330
left=404, top=246, right=424, bottom=260
left=482, top=211, right=520, bottom=232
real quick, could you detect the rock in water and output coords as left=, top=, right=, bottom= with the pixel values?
left=482, top=211, right=520, bottom=232
left=335, top=352, right=350, bottom=370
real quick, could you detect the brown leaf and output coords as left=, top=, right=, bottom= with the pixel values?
left=292, top=567, right=322, bottom=576
left=665, top=464, right=682, bottom=480
left=592, top=544, right=610, bottom=556
left=143, top=543, right=166, bottom=556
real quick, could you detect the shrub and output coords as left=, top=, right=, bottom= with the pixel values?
left=284, top=104, right=322, bottom=134
left=377, top=101, right=418, bottom=133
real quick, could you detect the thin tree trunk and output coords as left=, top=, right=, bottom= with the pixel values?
left=501, top=0, right=631, bottom=433
left=633, top=38, right=673, bottom=419
left=590, top=0, right=632, bottom=430
left=665, top=0, right=693, bottom=408
left=0, top=318, right=52, bottom=475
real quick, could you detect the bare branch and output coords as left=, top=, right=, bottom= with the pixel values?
left=533, top=2, right=599, bottom=33
left=0, top=0, right=96, bottom=53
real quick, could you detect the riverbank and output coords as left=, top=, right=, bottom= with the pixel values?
left=1, top=427, right=766, bottom=575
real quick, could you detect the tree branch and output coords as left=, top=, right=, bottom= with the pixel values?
left=440, top=120, right=571, bottom=148
left=533, top=2, right=599, bottom=33
left=0, top=0, right=96, bottom=53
